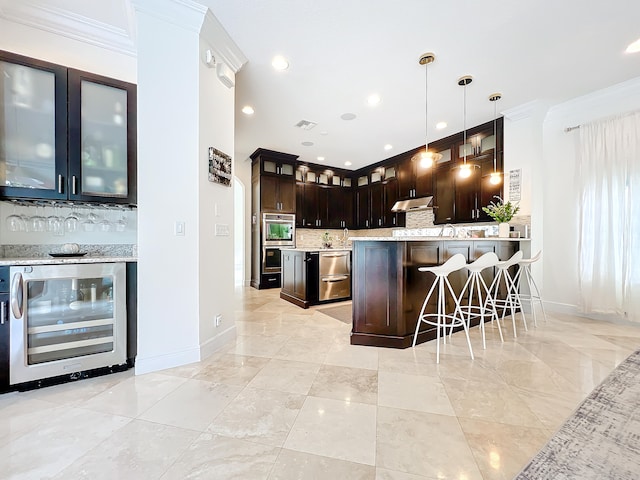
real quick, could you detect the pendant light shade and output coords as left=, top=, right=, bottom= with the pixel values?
left=458, top=75, right=474, bottom=178
left=419, top=53, right=441, bottom=168
left=489, top=92, right=502, bottom=185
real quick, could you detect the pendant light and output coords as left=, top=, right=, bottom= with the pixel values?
left=488, top=92, right=502, bottom=185
left=458, top=75, right=473, bottom=178
left=419, top=53, right=441, bottom=168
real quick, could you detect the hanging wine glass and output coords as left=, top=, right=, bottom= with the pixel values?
left=5, top=201, right=25, bottom=232
left=30, top=204, right=46, bottom=232
left=64, top=205, right=79, bottom=233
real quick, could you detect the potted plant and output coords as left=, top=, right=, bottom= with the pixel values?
left=482, top=196, right=520, bottom=237
left=321, top=231, right=333, bottom=249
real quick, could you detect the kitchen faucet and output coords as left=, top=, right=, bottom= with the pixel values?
left=439, top=223, right=456, bottom=237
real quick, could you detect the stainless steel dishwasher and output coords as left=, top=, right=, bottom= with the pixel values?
left=319, top=250, right=351, bottom=301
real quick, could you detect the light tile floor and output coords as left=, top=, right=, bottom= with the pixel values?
left=2, top=287, right=640, bottom=479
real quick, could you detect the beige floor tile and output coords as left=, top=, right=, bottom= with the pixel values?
left=376, top=406, right=482, bottom=479
left=51, top=419, right=199, bottom=479
left=324, top=341, right=380, bottom=370
left=495, top=358, right=583, bottom=394
left=139, top=378, right=242, bottom=431
left=308, top=364, right=378, bottom=405
left=509, top=385, right=587, bottom=430
left=0, top=396, right=63, bottom=448
left=458, top=417, right=550, bottom=480
left=231, top=333, right=291, bottom=357
left=193, top=353, right=270, bottom=386
left=81, top=372, right=188, bottom=418
left=274, top=337, right=332, bottom=363
left=208, top=387, right=305, bottom=446
left=378, top=371, right=455, bottom=416
left=15, top=370, right=133, bottom=407
left=161, top=433, right=280, bottom=480
left=284, top=396, right=377, bottom=465
left=441, top=376, right=543, bottom=427
left=0, top=406, right=130, bottom=480
left=269, top=448, right=375, bottom=479
left=375, top=468, right=437, bottom=479
left=247, top=359, right=321, bottom=395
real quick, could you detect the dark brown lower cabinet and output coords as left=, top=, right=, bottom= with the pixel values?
left=351, top=239, right=519, bottom=348
left=280, top=250, right=318, bottom=308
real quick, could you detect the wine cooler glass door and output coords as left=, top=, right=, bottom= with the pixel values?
left=9, top=263, right=126, bottom=385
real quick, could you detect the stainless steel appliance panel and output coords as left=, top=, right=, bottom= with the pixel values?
left=319, top=251, right=350, bottom=276
left=319, top=251, right=351, bottom=301
left=262, top=213, right=296, bottom=246
left=9, top=262, right=127, bottom=385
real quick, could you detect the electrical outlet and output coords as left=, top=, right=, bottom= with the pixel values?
left=215, top=314, right=222, bottom=327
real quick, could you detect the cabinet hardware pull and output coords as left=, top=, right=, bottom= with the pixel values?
left=57, top=174, right=64, bottom=194
left=0, top=301, right=5, bottom=325
left=72, top=175, right=77, bottom=195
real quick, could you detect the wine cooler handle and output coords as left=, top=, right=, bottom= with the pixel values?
left=11, top=272, right=23, bottom=319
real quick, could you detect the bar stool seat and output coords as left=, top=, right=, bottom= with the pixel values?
left=487, top=250, right=527, bottom=337
left=413, top=253, right=474, bottom=363
left=513, top=251, right=547, bottom=326
left=457, top=252, right=503, bottom=349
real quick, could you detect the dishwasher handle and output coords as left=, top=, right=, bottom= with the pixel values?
left=321, top=275, right=349, bottom=282
left=320, top=252, right=350, bottom=258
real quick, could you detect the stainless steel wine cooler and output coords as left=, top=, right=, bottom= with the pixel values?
left=9, top=262, right=127, bottom=385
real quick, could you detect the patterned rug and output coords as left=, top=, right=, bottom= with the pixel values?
left=515, top=348, right=640, bottom=479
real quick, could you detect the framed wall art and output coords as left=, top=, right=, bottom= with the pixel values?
left=208, top=147, right=232, bottom=186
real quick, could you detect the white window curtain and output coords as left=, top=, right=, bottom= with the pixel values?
left=577, top=111, right=640, bottom=321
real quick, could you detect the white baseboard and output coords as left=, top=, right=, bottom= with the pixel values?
left=134, top=346, right=201, bottom=375
left=200, top=325, right=237, bottom=360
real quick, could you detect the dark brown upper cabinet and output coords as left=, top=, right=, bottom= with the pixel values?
left=0, top=50, right=137, bottom=204
left=251, top=148, right=297, bottom=213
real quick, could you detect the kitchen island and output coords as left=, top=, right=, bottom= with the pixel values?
left=280, top=247, right=351, bottom=308
left=351, top=237, right=530, bottom=348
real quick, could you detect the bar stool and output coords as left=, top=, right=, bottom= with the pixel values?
left=513, top=251, right=547, bottom=326
left=487, top=250, right=527, bottom=338
left=413, top=254, right=474, bottom=364
left=456, top=252, right=503, bottom=349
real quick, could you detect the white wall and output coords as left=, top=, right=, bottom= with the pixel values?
left=197, top=29, right=237, bottom=356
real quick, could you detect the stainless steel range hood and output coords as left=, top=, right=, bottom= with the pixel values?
left=391, top=196, right=434, bottom=212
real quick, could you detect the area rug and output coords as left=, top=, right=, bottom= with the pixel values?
left=317, top=303, right=352, bottom=324
left=515, top=348, right=640, bottom=479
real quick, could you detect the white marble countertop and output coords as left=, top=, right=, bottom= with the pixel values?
left=351, top=236, right=530, bottom=242
left=0, top=256, right=137, bottom=266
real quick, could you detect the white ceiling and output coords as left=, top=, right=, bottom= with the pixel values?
left=3, top=0, right=640, bottom=170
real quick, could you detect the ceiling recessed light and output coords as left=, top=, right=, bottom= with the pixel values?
left=317, top=156, right=325, bottom=161
left=367, top=94, right=381, bottom=106
left=301, top=141, right=314, bottom=147
left=272, top=55, right=289, bottom=70
left=436, top=121, right=447, bottom=129
left=344, top=161, right=352, bottom=166
left=341, top=113, right=357, bottom=121
left=384, top=144, right=393, bottom=151
left=241, top=105, right=254, bottom=115
left=626, top=38, right=640, bottom=53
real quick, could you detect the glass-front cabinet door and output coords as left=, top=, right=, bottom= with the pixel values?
left=0, top=51, right=67, bottom=200
left=68, top=70, right=137, bottom=204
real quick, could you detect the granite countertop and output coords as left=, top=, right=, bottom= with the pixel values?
left=281, top=247, right=352, bottom=252
left=0, top=256, right=137, bottom=266
left=351, top=236, right=530, bottom=242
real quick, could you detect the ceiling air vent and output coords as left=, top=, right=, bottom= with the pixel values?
left=294, top=120, right=317, bottom=130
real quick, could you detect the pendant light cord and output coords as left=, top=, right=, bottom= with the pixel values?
left=493, top=97, right=497, bottom=172
left=425, top=61, right=429, bottom=149
left=463, top=81, right=467, bottom=165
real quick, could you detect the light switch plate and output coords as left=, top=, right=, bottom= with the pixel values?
left=215, top=224, right=230, bottom=236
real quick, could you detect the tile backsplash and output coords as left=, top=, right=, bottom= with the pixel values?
left=0, top=243, right=135, bottom=258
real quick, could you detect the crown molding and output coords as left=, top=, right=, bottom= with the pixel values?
left=0, top=1, right=136, bottom=56
left=131, top=0, right=207, bottom=34
left=200, top=9, right=247, bottom=74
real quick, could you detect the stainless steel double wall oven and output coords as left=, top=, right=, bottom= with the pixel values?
left=261, top=213, right=296, bottom=278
